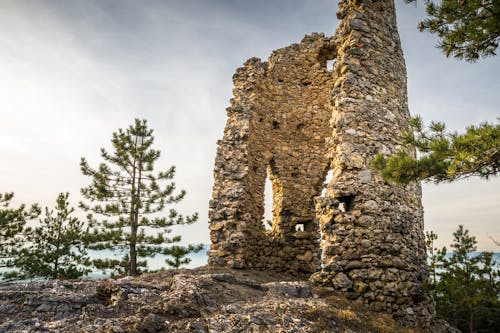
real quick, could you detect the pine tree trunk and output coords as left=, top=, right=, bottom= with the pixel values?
left=129, top=136, right=138, bottom=276
left=469, top=309, right=474, bottom=333
left=54, top=217, right=62, bottom=279
left=133, top=197, right=142, bottom=273
left=129, top=185, right=138, bottom=276
left=54, top=257, right=59, bottom=279
left=130, top=135, right=144, bottom=277
left=130, top=235, right=137, bottom=276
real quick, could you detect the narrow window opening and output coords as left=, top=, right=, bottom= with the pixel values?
left=319, top=168, right=334, bottom=268
left=263, top=170, right=273, bottom=231
left=272, top=120, right=280, bottom=129
left=295, top=224, right=304, bottom=232
left=326, top=59, right=336, bottom=71
left=321, top=169, right=334, bottom=196
left=337, top=194, right=355, bottom=212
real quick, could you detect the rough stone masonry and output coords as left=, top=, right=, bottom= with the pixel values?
left=208, top=0, right=434, bottom=328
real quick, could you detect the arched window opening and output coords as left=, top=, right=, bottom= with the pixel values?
left=319, top=168, right=334, bottom=267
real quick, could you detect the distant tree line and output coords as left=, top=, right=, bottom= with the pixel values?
left=426, top=226, right=500, bottom=333
left=0, top=119, right=202, bottom=280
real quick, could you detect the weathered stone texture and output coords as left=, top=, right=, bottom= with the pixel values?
left=0, top=269, right=459, bottom=333
left=208, top=33, right=336, bottom=275
left=208, top=0, right=434, bottom=329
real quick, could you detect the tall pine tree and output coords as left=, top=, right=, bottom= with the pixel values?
left=80, top=119, right=201, bottom=276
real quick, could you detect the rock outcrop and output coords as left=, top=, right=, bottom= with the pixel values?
left=0, top=268, right=459, bottom=333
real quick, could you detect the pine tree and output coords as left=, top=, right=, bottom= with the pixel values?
left=0, top=192, right=40, bottom=268
left=406, top=0, right=500, bottom=62
left=376, top=1, right=500, bottom=184
left=80, top=118, right=201, bottom=276
left=425, top=230, right=446, bottom=285
left=2, top=193, right=90, bottom=280
left=425, top=226, right=500, bottom=333
left=373, top=117, right=500, bottom=184
left=164, top=245, right=198, bottom=268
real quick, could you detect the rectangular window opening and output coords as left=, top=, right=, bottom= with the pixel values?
left=337, top=194, right=355, bottom=212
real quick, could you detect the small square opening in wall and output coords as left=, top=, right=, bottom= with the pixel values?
left=326, top=59, right=336, bottom=71
left=295, top=224, right=304, bottom=232
left=337, top=194, right=355, bottom=212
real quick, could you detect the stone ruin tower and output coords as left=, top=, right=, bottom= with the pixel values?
left=208, top=0, right=434, bottom=327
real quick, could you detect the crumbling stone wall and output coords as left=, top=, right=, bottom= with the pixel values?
left=208, top=0, right=434, bottom=328
left=209, top=33, right=337, bottom=275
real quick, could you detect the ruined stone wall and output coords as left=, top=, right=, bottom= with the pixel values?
left=310, top=0, right=434, bottom=327
left=208, top=0, right=433, bottom=328
left=208, top=34, right=336, bottom=275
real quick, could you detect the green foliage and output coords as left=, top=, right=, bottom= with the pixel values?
left=80, top=118, right=201, bottom=276
left=406, top=0, right=500, bottom=62
left=425, top=230, right=447, bottom=285
left=163, top=244, right=203, bottom=268
left=426, top=226, right=500, bottom=333
left=386, top=1, right=500, bottom=184
left=2, top=193, right=90, bottom=281
left=0, top=192, right=40, bottom=263
left=373, top=117, right=500, bottom=184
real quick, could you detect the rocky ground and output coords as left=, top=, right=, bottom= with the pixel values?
left=0, top=267, right=459, bottom=333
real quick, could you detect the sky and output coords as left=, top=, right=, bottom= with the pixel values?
left=0, top=0, right=498, bottom=251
